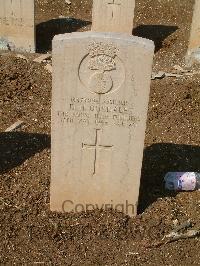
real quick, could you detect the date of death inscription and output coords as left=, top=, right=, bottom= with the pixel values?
left=56, top=97, right=140, bottom=128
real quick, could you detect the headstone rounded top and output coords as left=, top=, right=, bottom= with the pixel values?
left=53, top=32, right=155, bottom=52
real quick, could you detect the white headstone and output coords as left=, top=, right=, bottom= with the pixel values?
left=92, top=0, right=135, bottom=34
left=0, top=0, right=35, bottom=52
left=186, top=0, right=200, bottom=65
left=51, top=32, right=154, bottom=217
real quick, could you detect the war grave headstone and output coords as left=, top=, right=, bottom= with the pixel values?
left=186, top=0, right=200, bottom=65
left=51, top=32, right=154, bottom=217
left=0, top=0, right=35, bottom=52
left=92, top=0, right=135, bottom=34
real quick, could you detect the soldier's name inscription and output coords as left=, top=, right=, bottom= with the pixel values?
left=57, top=97, right=139, bottom=127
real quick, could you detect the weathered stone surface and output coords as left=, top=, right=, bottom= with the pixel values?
left=186, top=0, right=200, bottom=65
left=0, top=0, right=35, bottom=52
left=51, top=32, right=154, bottom=217
left=92, top=0, right=135, bottom=34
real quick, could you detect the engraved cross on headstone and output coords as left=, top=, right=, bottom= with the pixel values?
left=82, top=129, right=113, bottom=175
left=107, top=0, right=121, bottom=19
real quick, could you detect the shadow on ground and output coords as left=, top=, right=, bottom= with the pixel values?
left=36, top=18, right=91, bottom=53
left=138, top=143, right=200, bottom=213
left=133, top=25, right=178, bottom=52
left=1, top=133, right=199, bottom=217
left=0, top=132, right=50, bottom=174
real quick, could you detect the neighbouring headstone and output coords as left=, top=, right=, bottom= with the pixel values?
left=92, top=0, right=135, bottom=34
left=0, top=0, right=35, bottom=52
left=51, top=32, right=154, bottom=217
left=186, top=0, right=200, bottom=65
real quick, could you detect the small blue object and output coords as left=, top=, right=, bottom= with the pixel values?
left=0, top=38, right=9, bottom=50
left=164, top=172, right=200, bottom=191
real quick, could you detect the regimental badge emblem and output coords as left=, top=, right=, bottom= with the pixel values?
left=78, top=41, right=125, bottom=95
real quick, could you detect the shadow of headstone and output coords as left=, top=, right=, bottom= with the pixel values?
left=36, top=18, right=91, bottom=53
left=133, top=25, right=178, bottom=52
left=0, top=132, right=50, bottom=174
left=138, top=143, right=200, bottom=213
